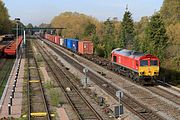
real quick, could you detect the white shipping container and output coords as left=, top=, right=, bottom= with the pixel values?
left=60, top=38, right=64, bottom=46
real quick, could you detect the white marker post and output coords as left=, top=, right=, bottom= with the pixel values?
left=83, top=68, right=89, bottom=87
left=24, top=30, right=26, bottom=45
left=116, top=90, right=124, bottom=119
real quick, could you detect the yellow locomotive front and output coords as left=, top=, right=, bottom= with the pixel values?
left=138, top=56, right=160, bottom=81
left=139, top=61, right=159, bottom=76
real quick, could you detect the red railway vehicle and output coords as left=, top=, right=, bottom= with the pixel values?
left=55, top=35, right=60, bottom=45
left=44, top=34, right=48, bottom=40
left=45, top=34, right=55, bottom=43
left=4, top=36, right=23, bottom=56
left=44, top=34, right=94, bottom=55
left=78, top=40, right=93, bottom=55
left=50, top=35, right=55, bottom=43
left=111, top=48, right=160, bottom=84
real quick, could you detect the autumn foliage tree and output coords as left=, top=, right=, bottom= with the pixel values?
left=51, top=12, right=100, bottom=39
left=83, top=22, right=96, bottom=37
left=160, top=0, right=180, bottom=25
left=0, top=1, right=12, bottom=35
left=49, top=1, right=179, bottom=84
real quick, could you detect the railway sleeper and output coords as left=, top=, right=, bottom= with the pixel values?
left=31, top=101, right=45, bottom=105
left=79, top=113, right=100, bottom=118
left=30, top=112, right=47, bottom=117
left=75, top=107, right=93, bottom=111
left=67, top=94, right=82, bottom=98
left=80, top=115, right=99, bottom=119
left=29, top=77, right=40, bottom=80
left=31, top=91, right=44, bottom=96
left=78, top=112, right=97, bottom=117
left=71, top=101, right=87, bottom=105
left=28, top=66, right=37, bottom=69
left=29, top=80, right=40, bottom=83
left=81, top=116, right=99, bottom=119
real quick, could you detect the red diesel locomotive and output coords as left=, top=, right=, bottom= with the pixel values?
left=111, top=48, right=160, bottom=84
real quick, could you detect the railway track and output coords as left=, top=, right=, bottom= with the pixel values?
left=34, top=40, right=103, bottom=120
left=26, top=40, right=51, bottom=120
left=82, top=52, right=180, bottom=106
left=78, top=54, right=180, bottom=100
left=38, top=38, right=166, bottom=120
left=42, top=37, right=180, bottom=106
left=146, top=86, right=180, bottom=105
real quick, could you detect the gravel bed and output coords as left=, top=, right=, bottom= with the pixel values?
left=44, top=41, right=180, bottom=120
left=41, top=40, right=141, bottom=120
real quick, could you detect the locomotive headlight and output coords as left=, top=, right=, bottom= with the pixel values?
left=154, top=72, right=158, bottom=75
left=140, top=72, right=144, bottom=75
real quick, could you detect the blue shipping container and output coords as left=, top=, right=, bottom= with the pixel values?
left=66, top=38, right=73, bottom=49
left=63, top=39, right=67, bottom=47
left=72, top=39, right=78, bottom=52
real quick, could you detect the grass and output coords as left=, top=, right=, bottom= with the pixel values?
left=49, top=88, right=62, bottom=106
left=44, top=81, right=54, bottom=89
left=44, top=81, right=64, bottom=107
left=0, top=59, right=14, bottom=97
left=20, top=60, right=28, bottom=118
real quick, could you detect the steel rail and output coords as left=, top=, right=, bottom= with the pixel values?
left=35, top=39, right=103, bottom=120
left=42, top=38, right=165, bottom=120
left=26, top=40, right=51, bottom=120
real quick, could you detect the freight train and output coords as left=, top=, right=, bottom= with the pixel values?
left=42, top=34, right=160, bottom=84
left=44, top=34, right=93, bottom=54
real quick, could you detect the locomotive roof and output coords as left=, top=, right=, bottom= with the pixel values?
left=113, top=49, right=145, bottom=58
left=112, top=48, right=159, bottom=60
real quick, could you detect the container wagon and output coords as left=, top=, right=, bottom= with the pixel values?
left=78, top=41, right=93, bottom=54
left=60, top=38, right=64, bottom=46
left=72, top=39, right=78, bottom=52
left=66, top=38, right=72, bottom=49
left=55, top=36, right=60, bottom=45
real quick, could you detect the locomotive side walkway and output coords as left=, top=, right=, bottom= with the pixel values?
left=0, top=58, right=25, bottom=118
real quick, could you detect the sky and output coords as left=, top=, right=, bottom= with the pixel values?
left=3, top=0, right=164, bottom=26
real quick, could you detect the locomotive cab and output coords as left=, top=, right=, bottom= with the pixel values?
left=138, top=55, right=159, bottom=78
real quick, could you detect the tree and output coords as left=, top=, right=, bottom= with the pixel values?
left=92, top=34, right=100, bottom=53
left=103, top=18, right=115, bottom=58
left=51, top=12, right=99, bottom=39
left=135, top=16, right=149, bottom=51
left=160, top=0, right=180, bottom=25
left=0, top=1, right=12, bottom=35
left=83, top=22, right=96, bottom=37
left=26, top=23, right=33, bottom=28
left=120, top=10, right=135, bottom=49
left=39, top=23, right=51, bottom=28
left=145, top=13, right=168, bottom=61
